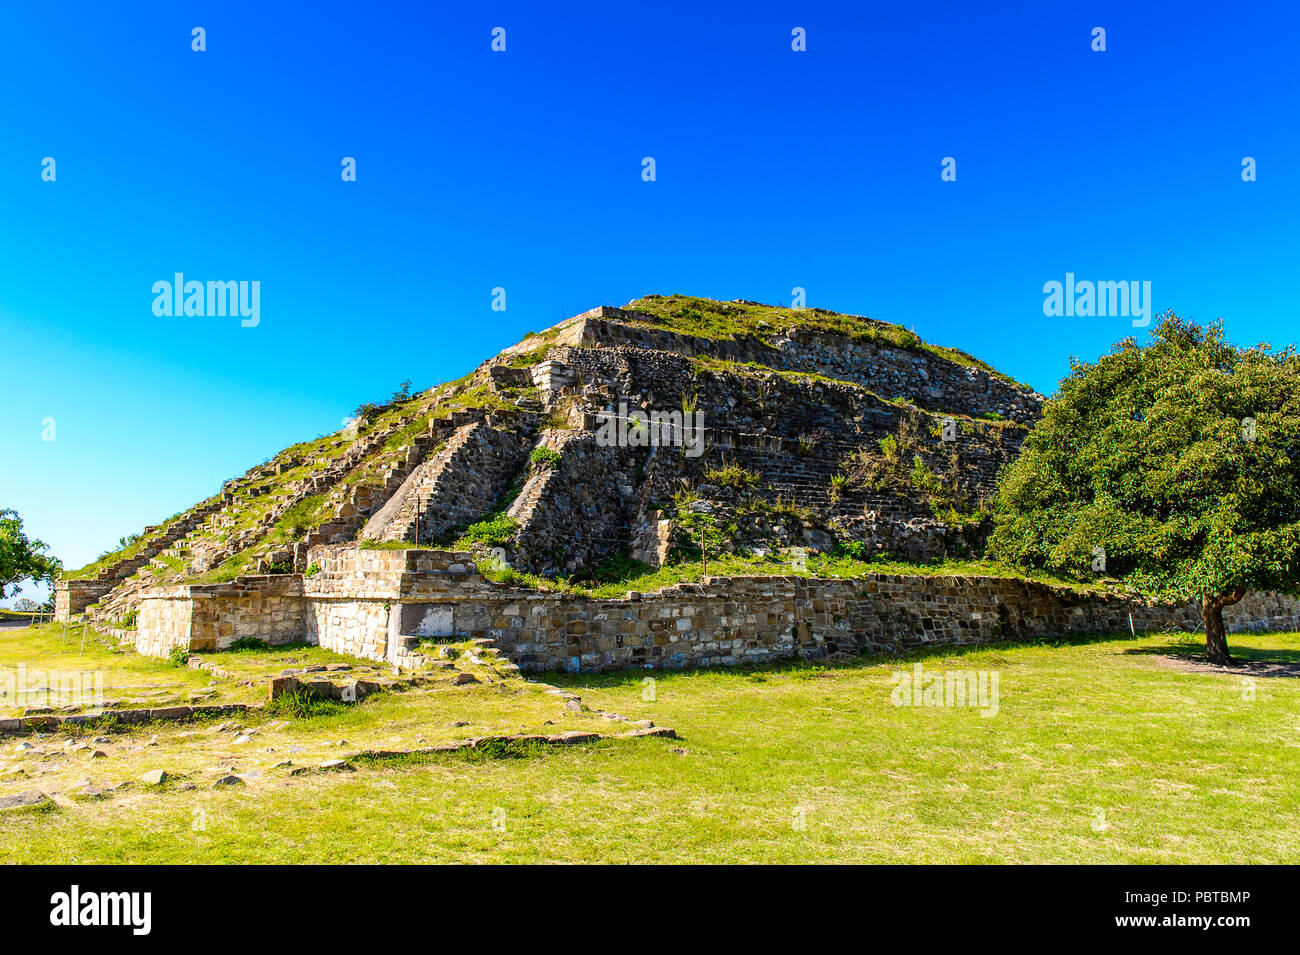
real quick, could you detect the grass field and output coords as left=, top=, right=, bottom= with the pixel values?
left=2, top=622, right=1297, bottom=863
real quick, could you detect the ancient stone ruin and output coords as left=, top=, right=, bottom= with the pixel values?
left=54, top=295, right=1300, bottom=668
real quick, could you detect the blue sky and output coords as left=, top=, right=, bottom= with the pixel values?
left=2, top=0, right=1298, bottom=600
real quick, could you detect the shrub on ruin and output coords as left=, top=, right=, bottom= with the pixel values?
left=530, top=447, right=563, bottom=470
left=455, top=512, right=518, bottom=548
left=833, top=539, right=872, bottom=561
left=704, top=463, right=760, bottom=490
left=670, top=492, right=736, bottom=561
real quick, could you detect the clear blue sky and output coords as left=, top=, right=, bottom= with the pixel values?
left=2, top=0, right=1298, bottom=601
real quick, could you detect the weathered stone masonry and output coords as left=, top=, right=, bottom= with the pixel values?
left=134, top=576, right=306, bottom=657
left=121, top=545, right=1300, bottom=671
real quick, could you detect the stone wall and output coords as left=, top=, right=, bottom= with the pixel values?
left=506, top=431, right=641, bottom=575
left=541, top=337, right=1028, bottom=562
left=305, top=598, right=392, bottom=661
left=53, top=579, right=114, bottom=621
left=133, top=577, right=306, bottom=656
left=134, top=590, right=195, bottom=657
left=565, top=308, right=1044, bottom=423
left=449, top=574, right=1300, bottom=673
left=125, top=545, right=1300, bottom=670
left=299, top=550, right=1300, bottom=671
left=299, top=545, right=495, bottom=661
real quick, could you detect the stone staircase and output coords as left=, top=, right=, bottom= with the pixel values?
left=89, top=496, right=227, bottom=584
left=316, top=410, right=517, bottom=548
left=89, top=574, right=154, bottom=624
left=506, top=430, right=642, bottom=575
left=366, top=421, right=532, bottom=545
left=86, top=405, right=456, bottom=618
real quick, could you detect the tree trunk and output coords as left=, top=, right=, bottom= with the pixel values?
left=1201, top=586, right=1246, bottom=665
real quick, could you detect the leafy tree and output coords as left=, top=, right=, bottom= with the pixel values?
left=989, top=314, right=1300, bottom=664
left=0, top=509, right=62, bottom=600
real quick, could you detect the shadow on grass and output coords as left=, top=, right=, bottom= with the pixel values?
left=1122, top=632, right=1300, bottom=677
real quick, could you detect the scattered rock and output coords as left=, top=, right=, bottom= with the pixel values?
left=139, top=769, right=171, bottom=785
left=318, top=760, right=355, bottom=773
left=0, top=790, right=50, bottom=811
left=451, top=672, right=479, bottom=686
left=622, top=726, right=678, bottom=739
left=268, top=675, right=300, bottom=700
left=213, top=774, right=244, bottom=787
left=548, top=731, right=601, bottom=744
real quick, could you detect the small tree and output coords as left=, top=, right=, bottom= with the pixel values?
left=989, top=314, right=1300, bottom=664
left=0, top=509, right=63, bottom=600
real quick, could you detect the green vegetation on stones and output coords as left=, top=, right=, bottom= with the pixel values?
left=625, top=294, right=1020, bottom=385
left=529, top=447, right=563, bottom=470
left=454, top=513, right=518, bottom=549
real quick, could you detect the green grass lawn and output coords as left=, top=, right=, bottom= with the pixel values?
left=2, top=624, right=1297, bottom=863
left=0, top=624, right=396, bottom=717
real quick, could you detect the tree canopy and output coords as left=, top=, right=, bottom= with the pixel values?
left=0, top=509, right=62, bottom=600
left=988, top=314, right=1300, bottom=663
